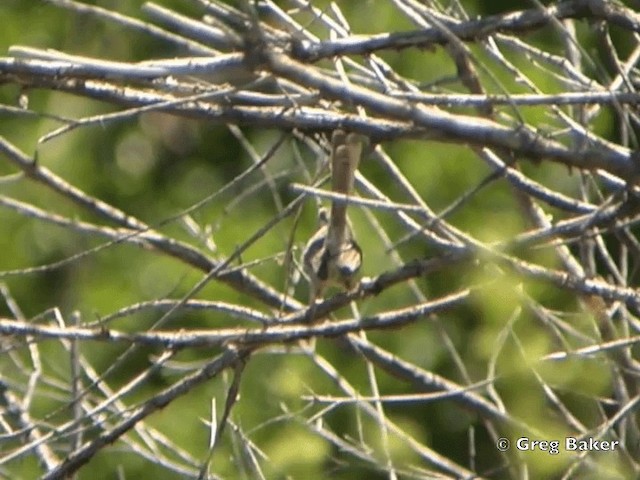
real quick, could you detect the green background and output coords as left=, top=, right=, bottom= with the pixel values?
left=0, top=1, right=634, bottom=479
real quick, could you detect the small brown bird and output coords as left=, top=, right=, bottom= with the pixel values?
left=303, top=130, right=364, bottom=301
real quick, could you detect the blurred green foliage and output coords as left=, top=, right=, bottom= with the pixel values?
left=0, top=1, right=635, bottom=479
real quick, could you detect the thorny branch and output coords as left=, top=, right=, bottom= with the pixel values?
left=2, top=0, right=640, bottom=478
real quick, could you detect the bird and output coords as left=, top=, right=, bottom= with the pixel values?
left=302, top=129, right=364, bottom=302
